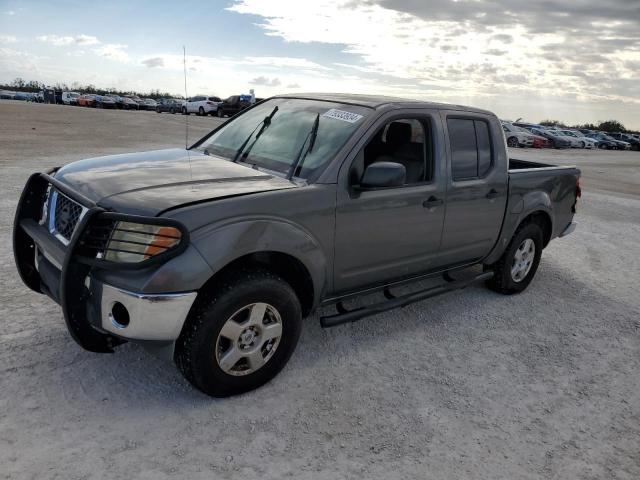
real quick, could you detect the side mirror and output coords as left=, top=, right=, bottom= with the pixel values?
left=360, top=162, right=406, bottom=189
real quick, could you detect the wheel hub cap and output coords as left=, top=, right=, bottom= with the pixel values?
left=511, top=238, right=535, bottom=283
left=215, top=302, right=283, bottom=376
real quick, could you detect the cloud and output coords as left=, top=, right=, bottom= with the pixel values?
left=250, top=76, right=281, bottom=87
left=94, top=44, right=129, bottom=63
left=36, top=34, right=99, bottom=46
left=244, top=56, right=330, bottom=70
left=286, top=83, right=301, bottom=88
left=0, top=35, right=17, bottom=44
left=142, top=57, right=165, bottom=68
left=2, top=10, right=15, bottom=15
left=227, top=0, right=640, bottom=108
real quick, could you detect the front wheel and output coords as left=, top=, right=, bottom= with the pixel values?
left=175, top=269, right=302, bottom=397
left=485, top=221, right=543, bottom=294
left=507, top=136, right=519, bottom=148
left=182, top=107, right=188, bottom=115
left=217, top=108, right=225, bottom=118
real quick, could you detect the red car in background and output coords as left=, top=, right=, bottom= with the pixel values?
left=531, top=134, right=551, bottom=148
left=77, top=94, right=97, bottom=107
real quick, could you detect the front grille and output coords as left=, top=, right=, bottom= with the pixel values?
left=47, top=190, right=87, bottom=244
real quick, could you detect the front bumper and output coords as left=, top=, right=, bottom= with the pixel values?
left=91, top=282, right=196, bottom=341
left=14, top=172, right=196, bottom=351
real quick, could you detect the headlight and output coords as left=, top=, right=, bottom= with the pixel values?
left=103, top=221, right=182, bottom=263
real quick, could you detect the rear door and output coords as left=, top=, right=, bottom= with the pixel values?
left=438, top=112, right=508, bottom=265
left=333, top=109, right=447, bottom=294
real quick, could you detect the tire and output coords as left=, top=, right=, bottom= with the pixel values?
left=579, top=141, right=584, bottom=148
left=485, top=221, right=543, bottom=295
left=507, top=137, right=519, bottom=148
left=170, top=107, right=175, bottom=114
left=182, top=107, right=188, bottom=115
left=217, top=108, right=225, bottom=118
left=175, top=269, right=302, bottom=397
left=198, top=106, right=205, bottom=116
left=156, top=106, right=161, bottom=113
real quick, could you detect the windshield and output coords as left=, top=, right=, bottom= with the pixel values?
left=196, top=98, right=371, bottom=180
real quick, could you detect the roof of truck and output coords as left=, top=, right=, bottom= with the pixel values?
left=273, top=92, right=494, bottom=115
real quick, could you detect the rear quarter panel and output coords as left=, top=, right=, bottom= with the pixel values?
left=484, top=166, right=580, bottom=264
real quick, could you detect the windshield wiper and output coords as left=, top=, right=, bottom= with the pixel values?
left=287, top=113, right=319, bottom=179
left=232, top=106, right=278, bottom=163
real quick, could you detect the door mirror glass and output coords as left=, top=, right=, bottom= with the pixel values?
left=360, top=162, right=406, bottom=189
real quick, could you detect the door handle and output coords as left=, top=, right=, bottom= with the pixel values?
left=423, top=196, right=444, bottom=208
left=486, top=189, right=500, bottom=199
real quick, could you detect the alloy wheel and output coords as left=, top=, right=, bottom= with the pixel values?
left=215, top=303, right=283, bottom=376
left=511, top=238, right=535, bottom=282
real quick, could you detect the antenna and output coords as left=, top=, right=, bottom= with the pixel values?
left=183, top=45, right=189, bottom=149
left=183, top=46, right=194, bottom=183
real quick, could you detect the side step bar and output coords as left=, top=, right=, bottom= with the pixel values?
left=320, top=270, right=494, bottom=328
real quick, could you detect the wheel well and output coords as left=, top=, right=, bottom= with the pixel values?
left=523, top=211, right=552, bottom=247
left=199, top=252, right=315, bottom=317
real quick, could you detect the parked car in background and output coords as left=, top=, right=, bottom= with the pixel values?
left=122, top=97, right=139, bottom=110
left=182, top=95, right=222, bottom=116
left=217, top=95, right=251, bottom=117
left=156, top=98, right=184, bottom=114
left=557, top=130, right=598, bottom=149
left=526, top=128, right=571, bottom=149
left=77, top=94, right=98, bottom=107
left=586, top=133, right=618, bottom=150
left=527, top=131, right=551, bottom=148
left=61, top=92, right=80, bottom=105
left=609, top=133, right=640, bottom=151
left=105, top=95, right=124, bottom=109
left=138, top=98, right=158, bottom=111
left=0, top=90, right=16, bottom=99
left=95, top=95, right=117, bottom=109
left=501, top=122, right=534, bottom=148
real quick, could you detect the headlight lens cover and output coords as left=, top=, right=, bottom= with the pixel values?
left=104, top=221, right=182, bottom=263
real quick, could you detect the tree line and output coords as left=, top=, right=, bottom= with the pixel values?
left=539, top=119, right=635, bottom=135
left=1, top=77, right=181, bottom=100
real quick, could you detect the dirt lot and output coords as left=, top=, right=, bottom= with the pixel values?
left=1, top=101, right=639, bottom=479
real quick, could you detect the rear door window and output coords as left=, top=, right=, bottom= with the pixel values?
left=447, top=118, right=493, bottom=180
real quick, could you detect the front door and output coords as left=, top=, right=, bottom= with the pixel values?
left=333, top=112, right=447, bottom=294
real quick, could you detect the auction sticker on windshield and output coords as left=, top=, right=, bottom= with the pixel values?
left=322, top=109, right=363, bottom=123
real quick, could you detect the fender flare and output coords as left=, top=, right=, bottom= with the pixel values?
left=484, top=191, right=553, bottom=265
left=190, top=218, right=329, bottom=305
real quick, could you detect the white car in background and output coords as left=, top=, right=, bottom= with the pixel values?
left=182, top=95, right=222, bottom=116
left=501, top=121, right=535, bottom=147
left=61, top=91, right=80, bottom=105
left=557, top=129, right=598, bottom=149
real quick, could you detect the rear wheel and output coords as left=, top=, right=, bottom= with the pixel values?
left=485, top=221, right=543, bottom=294
left=175, top=269, right=302, bottom=397
left=217, top=108, right=225, bottom=118
left=182, top=107, right=188, bottom=115
left=156, top=106, right=161, bottom=113
left=198, top=106, right=205, bottom=116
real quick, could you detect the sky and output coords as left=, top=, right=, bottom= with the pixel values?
left=1, top=0, right=639, bottom=128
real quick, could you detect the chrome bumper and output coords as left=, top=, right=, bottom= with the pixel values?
left=95, top=282, right=197, bottom=341
left=560, top=221, right=577, bottom=237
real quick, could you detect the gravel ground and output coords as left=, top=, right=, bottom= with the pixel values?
left=1, top=101, right=639, bottom=479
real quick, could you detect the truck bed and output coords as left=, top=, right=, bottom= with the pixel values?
left=509, top=158, right=560, bottom=171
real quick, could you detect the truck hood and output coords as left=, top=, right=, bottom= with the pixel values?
left=54, top=148, right=297, bottom=216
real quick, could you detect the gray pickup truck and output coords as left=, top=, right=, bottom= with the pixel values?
left=14, top=94, right=581, bottom=397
